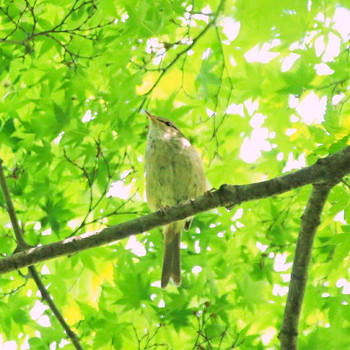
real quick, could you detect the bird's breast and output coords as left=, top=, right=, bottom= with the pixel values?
left=145, top=137, right=206, bottom=210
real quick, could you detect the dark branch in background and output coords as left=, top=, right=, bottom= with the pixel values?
left=133, top=324, right=167, bottom=350
left=192, top=302, right=234, bottom=349
left=0, top=145, right=349, bottom=275
left=0, top=160, right=28, bottom=250
left=29, top=267, right=83, bottom=350
left=63, top=147, right=136, bottom=237
left=137, top=0, right=226, bottom=112
left=0, top=0, right=113, bottom=66
left=279, top=184, right=332, bottom=350
left=0, top=280, right=27, bottom=300
left=0, top=160, right=83, bottom=350
left=208, top=27, right=234, bottom=158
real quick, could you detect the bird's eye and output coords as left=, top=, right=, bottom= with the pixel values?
left=165, top=121, right=172, bottom=127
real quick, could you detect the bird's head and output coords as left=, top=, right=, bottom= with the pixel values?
left=145, top=111, right=184, bottom=139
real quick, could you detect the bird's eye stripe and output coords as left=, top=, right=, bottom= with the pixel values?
left=161, top=120, right=173, bottom=128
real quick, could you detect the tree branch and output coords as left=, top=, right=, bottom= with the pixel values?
left=29, top=267, right=83, bottom=349
left=0, top=159, right=83, bottom=350
left=0, top=145, right=349, bottom=275
left=279, top=184, right=332, bottom=349
left=0, top=160, right=28, bottom=250
left=0, top=0, right=112, bottom=65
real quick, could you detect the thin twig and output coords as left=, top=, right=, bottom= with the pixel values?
left=138, top=0, right=225, bottom=112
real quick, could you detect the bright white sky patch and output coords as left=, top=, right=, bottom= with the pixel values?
left=272, top=284, right=289, bottom=297
left=232, top=208, right=243, bottom=221
left=192, top=265, right=202, bottom=273
left=250, top=113, right=265, bottom=128
left=296, top=91, right=327, bottom=124
left=230, top=54, right=237, bottom=66
left=256, top=241, right=268, bottom=252
left=126, top=236, right=146, bottom=257
left=153, top=48, right=166, bottom=65
left=37, top=315, right=51, bottom=327
left=314, top=36, right=325, bottom=56
left=276, top=152, right=284, bottom=161
left=151, top=280, right=162, bottom=288
left=107, top=170, right=133, bottom=200
left=274, top=253, right=292, bottom=272
left=336, top=278, right=350, bottom=294
left=314, top=63, right=334, bottom=75
left=282, top=152, right=306, bottom=173
left=261, top=328, right=276, bottom=345
left=281, top=273, right=291, bottom=282
left=202, top=48, right=212, bottom=60
left=281, top=53, right=300, bottom=72
left=333, top=7, right=350, bottom=40
left=201, top=5, right=212, bottom=14
left=42, top=228, right=52, bottom=236
left=146, top=37, right=162, bottom=54
left=289, top=30, right=318, bottom=51
left=240, top=123, right=271, bottom=163
left=194, top=240, right=200, bottom=253
left=193, top=13, right=209, bottom=23
left=41, top=265, right=50, bottom=275
left=322, top=32, right=340, bottom=62
left=180, top=241, right=187, bottom=249
left=332, top=93, right=345, bottom=105
left=82, top=110, right=95, bottom=123
left=285, top=128, right=297, bottom=136
left=53, top=131, right=64, bottom=144
left=30, top=301, right=49, bottom=320
left=334, top=210, right=347, bottom=225
left=221, top=17, right=240, bottom=43
left=245, top=40, right=281, bottom=63
left=288, top=95, right=299, bottom=108
left=0, top=339, right=17, bottom=350
left=58, top=339, right=70, bottom=348
left=315, top=13, right=331, bottom=26
left=121, top=12, right=129, bottom=23
left=244, top=99, right=259, bottom=115
left=290, top=114, right=299, bottom=122
left=226, top=103, right=244, bottom=116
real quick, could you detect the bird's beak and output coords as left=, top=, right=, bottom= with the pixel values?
left=145, top=110, right=157, bottom=123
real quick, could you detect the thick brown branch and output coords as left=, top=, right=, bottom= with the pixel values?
left=0, top=145, right=349, bottom=275
left=279, top=184, right=332, bottom=349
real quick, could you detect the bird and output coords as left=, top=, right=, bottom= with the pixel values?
left=144, top=111, right=207, bottom=288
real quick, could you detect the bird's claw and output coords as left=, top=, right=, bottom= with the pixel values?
left=158, top=205, right=171, bottom=215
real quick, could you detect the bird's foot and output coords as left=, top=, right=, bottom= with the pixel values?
left=204, top=187, right=217, bottom=197
left=158, top=205, right=171, bottom=215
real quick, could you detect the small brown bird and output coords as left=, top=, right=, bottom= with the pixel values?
left=144, top=111, right=207, bottom=288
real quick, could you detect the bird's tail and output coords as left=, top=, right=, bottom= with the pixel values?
left=161, top=223, right=182, bottom=288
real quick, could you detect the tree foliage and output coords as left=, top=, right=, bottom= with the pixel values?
left=0, top=0, right=350, bottom=349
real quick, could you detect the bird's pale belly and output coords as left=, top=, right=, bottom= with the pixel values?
left=145, top=145, right=205, bottom=211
